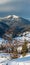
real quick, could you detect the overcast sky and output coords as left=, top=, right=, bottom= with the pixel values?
left=0, top=0, right=30, bottom=19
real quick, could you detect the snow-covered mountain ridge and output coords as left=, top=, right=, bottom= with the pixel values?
left=0, top=15, right=30, bottom=38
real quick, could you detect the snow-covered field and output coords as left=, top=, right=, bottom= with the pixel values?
left=0, top=53, right=30, bottom=65
left=0, top=53, right=11, bottom=65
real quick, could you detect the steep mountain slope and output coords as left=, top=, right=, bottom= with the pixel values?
left=0, top=15, right=30, bottom=38
left=0, top=22, right=9, bottom=37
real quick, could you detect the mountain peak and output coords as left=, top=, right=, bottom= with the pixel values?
left=4, top=15, right=19, bottom=19
left=12, top=15, right=19, bottom=18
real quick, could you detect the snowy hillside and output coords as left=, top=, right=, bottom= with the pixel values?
left=14, top=31, right=30, bottom=42
left=0, top=54, right=30, bottom=65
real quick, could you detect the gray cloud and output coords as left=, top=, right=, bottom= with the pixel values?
left=0, top=0, right=10, bottom=4
left=0, top=0, right=30, bottom=19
